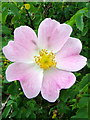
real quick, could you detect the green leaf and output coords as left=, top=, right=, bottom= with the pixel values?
left=57, top=101, right=70, bottom=114
left=12, top=102, right=18, bottom=110
left=78, top=97, right=88, bottom=108
left=8, top=3, right=20, bottom=16
left=2, top=26, right=11, bottom=35
left=7, top=82, right=19, bottom=96
left=87, top=59, right=90, bottom=68
left=78, top=73, right=90, bottom=90
left=71, top=107, right=88, bottom=118
left=66, top=7, right=87, bottom=27
left=85, top=10, right=90, bottom=18
left=75, top=13, right=84, bottom=31
left=10, top=111, right=17, bottom=117
left=2, top=106, right=11, bottom=118
left=7, top=100, right=13, bottom=106
left=30, top=113, right=36, bottom=119
left=2, top=8, right=8, bottom=24
left=85, top=3, right=90, bottom=18
left=60, top=90, right=69, bottom=102
left=0, top=13, right=2, bottom=23
left=26, top=109, right=31, bottom=118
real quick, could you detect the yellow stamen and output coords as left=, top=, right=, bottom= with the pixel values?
left=34, top=49, right=57, bottom=70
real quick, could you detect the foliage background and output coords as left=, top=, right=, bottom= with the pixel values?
left=1, top=2, right=90, bottom=120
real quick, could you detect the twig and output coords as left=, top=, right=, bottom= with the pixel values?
left=26, top=9, right=34, bottom=29
left=43, top=100, right=60, bottom=108
left=23, top=2, right=34, bottom=29
left=59, top=113, right=64, bottom=119
left=43, top=3, right=52, bottom=17
left=1, top=95, right=11, bottom=111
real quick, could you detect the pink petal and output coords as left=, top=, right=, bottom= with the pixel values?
left=41, top=69, right=76, bottom=102
left=3, top=26, right=38, bottom=62
left=56, top=37, right=82, bottom=58
left=6, top=63, right=43, bottom=98
left=56, top=55, right=87, bottom=72
left=3, top=41, right=36, bottom=63
left=55, top=37, right=87, bottom=71
left=38, top=18, right=72, bottom=53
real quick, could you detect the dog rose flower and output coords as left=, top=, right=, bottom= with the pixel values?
left=3, top=18, right=87, bottom=102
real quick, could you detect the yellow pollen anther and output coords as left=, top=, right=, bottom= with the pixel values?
left=34, top=49, right=57, bottom=70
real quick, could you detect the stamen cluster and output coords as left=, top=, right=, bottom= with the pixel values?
left=34, top=49, right=57, bottom=70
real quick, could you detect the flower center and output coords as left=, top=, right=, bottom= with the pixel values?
left=34, top=49, right=57, bottom=70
